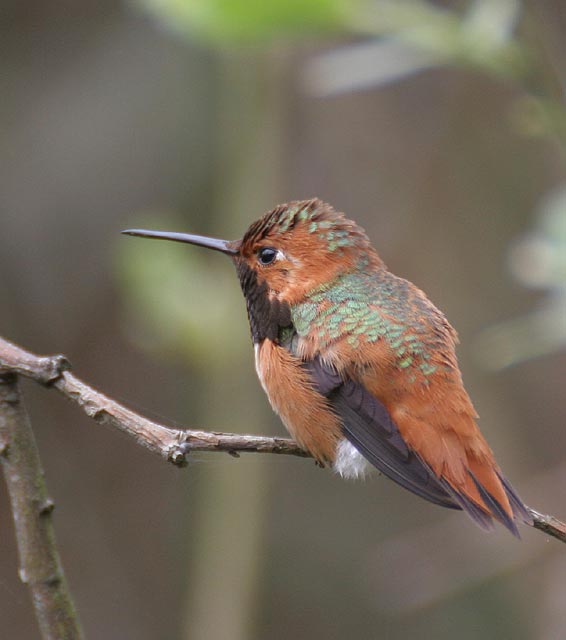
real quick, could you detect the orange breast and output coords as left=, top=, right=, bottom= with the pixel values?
left=254, top=339, right=342, bottom=465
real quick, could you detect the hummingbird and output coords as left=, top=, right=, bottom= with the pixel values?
left=123, top=198, right=532, bottom=536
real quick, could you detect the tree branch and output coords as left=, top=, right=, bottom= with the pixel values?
left=0, top=335, right=564, bottom=544
left=0, top=372, right=84, bottom=639
left=0, top=336, right=309, bottom=465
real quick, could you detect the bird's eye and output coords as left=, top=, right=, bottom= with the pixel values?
left=258, top=247, right=277, bottom=265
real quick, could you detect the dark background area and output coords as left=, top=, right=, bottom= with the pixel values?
left=1, top=2, right=565, bottom=639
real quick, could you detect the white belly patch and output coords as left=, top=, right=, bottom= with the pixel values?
left=333, top=439, right=372, bottom=479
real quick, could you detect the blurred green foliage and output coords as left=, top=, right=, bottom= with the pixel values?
left=139, top=0, right=355, bottom=44
left=116, top=215, right=247, bottom=369
left=512, top=96, right=566, bottom=141
left=139, top=0, right=528, bottom=79
left=137, top=0, right=566, bottom=145
left=347, top=0, right=529, bottom=79
left=475, top=185, right=566, bottom=368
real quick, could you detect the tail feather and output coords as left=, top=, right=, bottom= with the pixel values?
left=497, top=472, right=533, bottom=525
left=438, top=467, right=530, bottom=537
left=437, top=475, right=496, bottom=531
left=469, top=471, right=520, bottom=537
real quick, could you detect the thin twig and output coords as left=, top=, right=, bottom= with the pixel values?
left=0, top=335, right=564, bottom=544
left=0, top=372, right=84, bottom=640
left=528, top=507, right=566, bottom=543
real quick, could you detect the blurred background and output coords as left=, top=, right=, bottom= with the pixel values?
left=1, top=1, right=566, bottom=638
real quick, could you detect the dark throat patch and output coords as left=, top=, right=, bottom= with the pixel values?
left=235, top=261, right=292, bottom=343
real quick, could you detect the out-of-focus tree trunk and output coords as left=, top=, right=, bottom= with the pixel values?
left=181, top=51, right=286, bottom=640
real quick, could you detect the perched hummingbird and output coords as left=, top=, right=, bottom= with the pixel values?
left=123, top=198, right=532, bottom=536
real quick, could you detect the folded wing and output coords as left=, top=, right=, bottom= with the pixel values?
left=304, top=357, right=531, bottom=535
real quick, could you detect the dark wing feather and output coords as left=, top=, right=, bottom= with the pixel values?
left=304, top=358, right=460, bottom=511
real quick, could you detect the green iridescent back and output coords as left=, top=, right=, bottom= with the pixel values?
left=291, top=262, right=453, bottom=380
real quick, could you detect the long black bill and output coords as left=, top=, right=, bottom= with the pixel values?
left=121, top=229, right=238, bottom=255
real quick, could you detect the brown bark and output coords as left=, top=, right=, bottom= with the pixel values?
left=0, top=373, right=83, bottom=640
